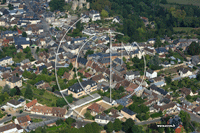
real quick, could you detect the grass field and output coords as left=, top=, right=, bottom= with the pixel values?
left=173, top=27, right=193, bottom=32
left=21, top=87, right=59, bottom=107
left=167, top=0, right=200, bottom=6
left=31, top=118, right=43, bottom=123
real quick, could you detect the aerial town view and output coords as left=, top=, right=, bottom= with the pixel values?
left=0, top=0, right=200, bottom=132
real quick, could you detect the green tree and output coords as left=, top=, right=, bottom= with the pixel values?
left=42, top=68, right=48, bottom=74
left=56, top=119, right=64, bottom=125
left=12, top=116, right=16, bottom=121
left=84, top=124, right=93, bottom=133
left=22, top=32, right=27, bottom=37
left=106, top=122, right=113, bottom=133
left=197, top=73, right=200, bottom=81
left=65, top=117, right=76, bottom=125
left=84, top=111, right=93, bottom=120
left=24, top=84, right=33, bottom=100
left=56, top=98, right=66, bottom=107
left=36, top=47, right=40, bottom=53
left=9, top=88, right=17, bottom=97
left=101, top=9, right=108, bottom=18
left=2, top=84, right=10, bottom=94
left=165, top=76, right=172, bottom=85
left=123, top=118, right=135, bottom=132
left=160, top=0, right=167, bottom=4
left=8, top=4, right=13, bottom=10
left=113, top=119, right=122, bottom=132
left=117, top=105, right=123, bottom=110
left=49, top=0, right=65, bottom=12
left=187, top=42, right=200, bottom=55
left=91, top=122, right=100, bottom=133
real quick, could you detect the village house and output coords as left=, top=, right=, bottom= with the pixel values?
left=179, top=68, right=193, bottom=77
left=0, top=56, right=13, bottom=66
left=89, top=10, right=101, bottom=21
left=6, top=76, right=22, bottom=88
left=67, top=80, right=97, bottom=98
left=24, top=99, right=38, bottom=111
left=30, top=106, right=67, bottom=118
left=14, top=115, right=31, bottom=127
left=121, top=107, right=137, bottom=120
left=146, top=69, right=157, bottom=79
left=87, top=103, right=105, bottom=116
left=180, top=87, right=198, bottom=97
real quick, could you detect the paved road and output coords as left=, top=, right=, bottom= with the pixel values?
left=0, top=112, right=60, bottom=124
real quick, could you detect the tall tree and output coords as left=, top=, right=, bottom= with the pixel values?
left=24, top=84, right=33, bottom=100
left=106, top=122, right=113, bottom=133
left=113, top=119, right=122, bottom=132
left=2, top=84, right=10, bottom=94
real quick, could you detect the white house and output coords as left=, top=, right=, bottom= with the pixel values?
left=81, top=15, right=90, bottom=23
left=179, top=68, right=193, bottom=77
left=146, top=69, right=157, bottom=79
left=125, top=71, right=140, bottom=81
left=89, top=10, right=101, bottom=21
left=112, top=16, right=120, bottom=23
left=95, top=114, right=115, bottom=124
left=0, top=56, right=14, bottom=67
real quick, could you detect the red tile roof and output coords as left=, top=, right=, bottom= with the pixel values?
left=17, top=28, right=22, bottom=34
left=26, top=99, right=37, bottom=108
left=87, top=103, right=105, bottom=113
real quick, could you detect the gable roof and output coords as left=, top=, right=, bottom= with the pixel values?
left=121, top=107, right=136, bottom=115
left=17, top=115, right=31, bottom=124
left=26, top=99, right=37, bottom=108
left=150, top=85, right=168, bottom=95
left=87, top=103, right=105, bottom=113
left=8, top=99, right=21, bottom=105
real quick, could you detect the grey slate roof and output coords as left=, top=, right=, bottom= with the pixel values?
left=121, top=107, right=136, bottom=116
left=7, top=76, right=21, bottom=83
left=68, top=80, right=97, bottom=93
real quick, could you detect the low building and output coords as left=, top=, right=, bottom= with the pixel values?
left=95, top=113, right=115, bottom=124
left=6, top=76, right=22, bottom=88
left=7, top=99, right=24, bottom=108
left=121, top=107, right=137, bottom=120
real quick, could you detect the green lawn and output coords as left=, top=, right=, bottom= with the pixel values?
left=21, top=87, right=59, bottom=107
left=31, top=118, right=43, bottom=123
left=0, top=111, right=6, bottom=118
left=173, top=27, right=193, bottom=32
left=167, top=0, right=200, bottom=6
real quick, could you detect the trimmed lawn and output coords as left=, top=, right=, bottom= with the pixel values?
left=31, top=118, right=43, bottom=123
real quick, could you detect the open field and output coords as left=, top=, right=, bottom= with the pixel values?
left=173, top=27, right=194, bottom=32
left=167, top=0, right=200, bottom=6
